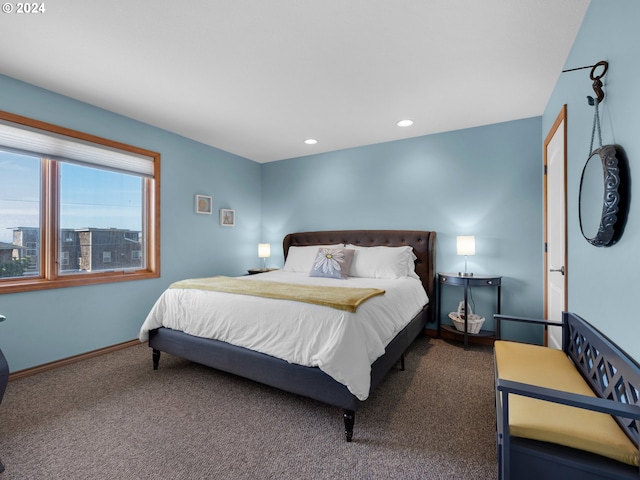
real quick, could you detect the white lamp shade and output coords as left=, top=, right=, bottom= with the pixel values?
left=456, top=236, right=476, bottom=256
left=258, top=243, right=271, bottom=258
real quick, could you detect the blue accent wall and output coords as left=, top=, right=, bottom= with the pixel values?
left=543, top=0, right=640, bottom=362
left=262, top=118, right=544, bottom=340
left=0, top=74, right=262, bottom=372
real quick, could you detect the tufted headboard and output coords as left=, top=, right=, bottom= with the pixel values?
left=283, top=230, right=436, bottom=324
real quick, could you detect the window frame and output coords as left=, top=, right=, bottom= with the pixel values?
left=0, top=110, right=160, bottom=294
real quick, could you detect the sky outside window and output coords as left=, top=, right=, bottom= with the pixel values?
left=0, top=150, right=143, bottom=244
left=60, top=162, right=143, bottom=234
left=0, top=151, right=40, bottom=243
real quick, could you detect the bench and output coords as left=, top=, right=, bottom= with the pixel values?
left=494, top=312, right=640, bottom=479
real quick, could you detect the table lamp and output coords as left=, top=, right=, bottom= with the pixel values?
left=258, top=243, right=271, bottom=270
left=456, top=235, right=475, bottom=277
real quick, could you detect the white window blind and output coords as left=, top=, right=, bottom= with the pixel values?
left=0, top=120, right=155, bottom=177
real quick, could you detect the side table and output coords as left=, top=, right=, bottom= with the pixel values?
left=437, top=272, right=502, bottom=348
left=247, top=268, right=279, bottom=275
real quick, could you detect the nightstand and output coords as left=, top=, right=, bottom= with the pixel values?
left=247, top=268, right=279, bottom=275
left=437, top=272, right=502, bottom=348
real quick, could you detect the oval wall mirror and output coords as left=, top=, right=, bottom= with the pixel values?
left=578, top=144, right=629, bottom=247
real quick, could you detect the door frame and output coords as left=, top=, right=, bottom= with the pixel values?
left=543, top=105, right=569, bottom=335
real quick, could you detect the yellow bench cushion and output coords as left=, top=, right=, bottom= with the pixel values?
left=495, top=340, right=638, bottom=467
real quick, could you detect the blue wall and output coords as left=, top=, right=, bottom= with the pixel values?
left=0, top=74, right=262, bottom=372
left=543, top=0, right=640, bottom=361
left=262, top=118, right=544, bottom=340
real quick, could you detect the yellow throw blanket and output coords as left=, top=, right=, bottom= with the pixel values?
left=170, top=276, right=385, bottom=312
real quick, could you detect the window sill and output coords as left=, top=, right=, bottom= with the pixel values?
left=0, top=270, right=160, bottom=294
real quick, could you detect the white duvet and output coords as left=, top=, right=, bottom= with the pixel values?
left=139, top=270, right=428, bottom=400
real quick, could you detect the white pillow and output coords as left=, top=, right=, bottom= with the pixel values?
left=283, top=245, right=344, bottom=273
left=346, top=245, right=419, bottom=279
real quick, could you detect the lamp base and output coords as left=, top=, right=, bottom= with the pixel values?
left=458, top=272, right=474, bottom=277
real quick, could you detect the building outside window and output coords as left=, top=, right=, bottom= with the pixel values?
left=60, top=251, right=69, bottom=266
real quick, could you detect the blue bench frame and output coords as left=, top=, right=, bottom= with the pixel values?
left=494, top=312, right=640, bottom=479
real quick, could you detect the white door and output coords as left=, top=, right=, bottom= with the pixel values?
left=544, top=106, right=568, bottom=349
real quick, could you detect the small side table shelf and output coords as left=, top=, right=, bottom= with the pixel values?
left=437, top=272, right=502, bottom=348
left=247, top=268, right=279, bottom=275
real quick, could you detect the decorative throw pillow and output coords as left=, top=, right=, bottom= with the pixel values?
left=309, top=248, right=355, bottom=279
left=283, top=245, right=344, bottom=273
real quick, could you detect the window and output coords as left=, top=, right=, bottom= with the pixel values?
left=0, top=110, right=160, bottom=293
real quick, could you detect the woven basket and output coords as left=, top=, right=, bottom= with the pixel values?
left=448, top=301, right=485, bottom=334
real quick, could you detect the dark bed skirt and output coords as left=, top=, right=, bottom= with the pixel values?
left=148, top=307, right=428, bottom=413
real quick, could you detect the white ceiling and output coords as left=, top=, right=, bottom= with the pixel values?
left=0, top=0, right=590, bottom=163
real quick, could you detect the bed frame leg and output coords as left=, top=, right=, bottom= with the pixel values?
left=152, top=349, right=161, bottom=370
left=400, top=354, right=405, bottom=371
left=343, top=409, right=355, bottom=442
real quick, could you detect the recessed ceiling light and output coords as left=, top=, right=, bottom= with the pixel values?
left=304, top=139, right=318, bottom=145
left=397, top=119, right=414, bottom=127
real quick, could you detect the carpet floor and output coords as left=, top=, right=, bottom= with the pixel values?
left=0, top=336, right=497, bottom=479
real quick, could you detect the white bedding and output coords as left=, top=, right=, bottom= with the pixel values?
left=139, top=270, right=428, bottom=400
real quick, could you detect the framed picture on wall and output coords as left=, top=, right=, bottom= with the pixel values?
left=220, top=209, right=235, bottom=226
left=195, top=194, right=212, bottom=214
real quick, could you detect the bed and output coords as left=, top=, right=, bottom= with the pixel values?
left=140, top=230, right=436, bottom=441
